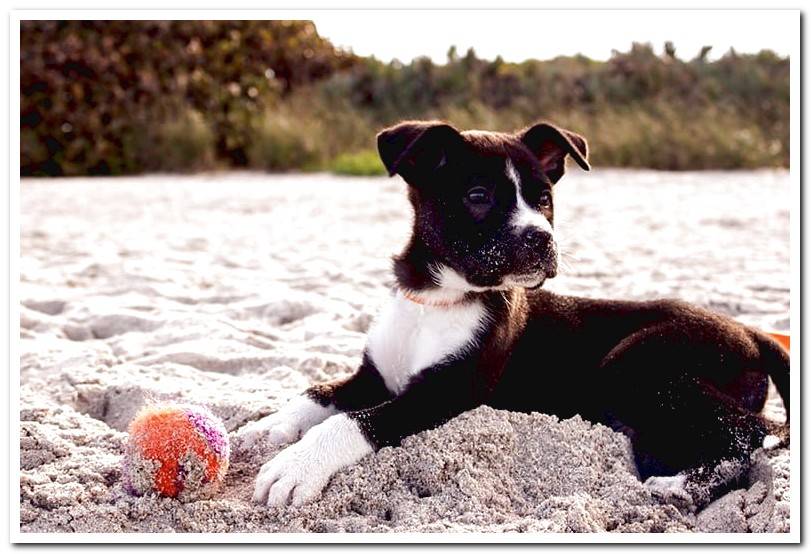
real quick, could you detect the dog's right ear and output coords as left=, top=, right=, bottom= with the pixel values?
left=377, top=121, right=464, bottom=185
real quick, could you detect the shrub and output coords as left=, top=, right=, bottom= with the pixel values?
left=330, top=150, right=386, bottom=176
left=20, top=20, right=357, bottom=175
left=142, top=109, right=217, bottom=172
left=247, top=110, right=325, bottom=171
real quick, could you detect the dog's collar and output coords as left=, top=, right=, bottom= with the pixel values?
left=399, top=288, right=468, bottom=308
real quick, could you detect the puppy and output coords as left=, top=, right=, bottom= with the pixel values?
left=242, top=120, right=790, bottom=510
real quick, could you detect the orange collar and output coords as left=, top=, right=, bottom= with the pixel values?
left=400, top=288, right=468, bottom=308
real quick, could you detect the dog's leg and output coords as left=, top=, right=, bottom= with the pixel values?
left=306, top=352, right=395, bottom=412
left=598, top=327, right=769, bottom=511
left=252, top=361, right=481, bottom=507
left=634, top=378, right=766, bottom=511
left=237, top=353, right=393, bottom=449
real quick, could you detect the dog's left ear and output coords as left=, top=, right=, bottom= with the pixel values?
left=518, top=123, right=590, bottom=184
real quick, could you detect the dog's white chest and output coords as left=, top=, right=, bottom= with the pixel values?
left=366, top=292, right=487, bottom=394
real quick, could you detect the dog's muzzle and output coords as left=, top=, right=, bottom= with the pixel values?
left=516, top=228, right=558, bottom=279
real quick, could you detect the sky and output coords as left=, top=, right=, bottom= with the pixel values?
left=313, top=10, right=795, bottom=64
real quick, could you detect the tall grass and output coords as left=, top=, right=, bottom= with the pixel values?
left=247, top=110, right=326, bottom=171
left=144, top=109, right=217, bottom=172
left=330, top=150, right=386, bottom=176
left=256, top=96, right=785, bottom=174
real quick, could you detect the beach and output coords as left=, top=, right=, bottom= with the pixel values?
left=19, top=169, right=790, bottom=533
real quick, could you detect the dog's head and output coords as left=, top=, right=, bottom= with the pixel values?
left=378, top=120, right=589, bottom=293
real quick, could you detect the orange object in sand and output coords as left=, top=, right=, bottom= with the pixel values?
left=765, top=331, right=790, bottom=352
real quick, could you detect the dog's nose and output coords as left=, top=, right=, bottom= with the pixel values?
left=521, top=227, right=552, bottom=250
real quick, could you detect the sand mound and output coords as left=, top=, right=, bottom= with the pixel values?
left=19, top=172, right=790, bottom=534
left=19, top=396, right=789, bottom=533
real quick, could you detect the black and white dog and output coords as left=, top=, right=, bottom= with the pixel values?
left=242, top=120, right=790, bottom=509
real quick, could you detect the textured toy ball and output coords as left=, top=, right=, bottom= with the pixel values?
left=122, top=404, right=230, bottom=501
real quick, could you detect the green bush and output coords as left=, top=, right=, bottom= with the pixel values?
left=20, top=20, right=356, bottom=176
left=247, top=111, right=325, bottom=171
left=330, top=150, right=386, bottom=176
left=143, top=109, right=217, bottom=172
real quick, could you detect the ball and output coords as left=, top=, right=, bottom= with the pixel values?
left=122, top=404, right=230, bottom=501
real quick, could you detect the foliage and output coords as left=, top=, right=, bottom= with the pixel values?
left=20, top=20, right=356, bottom=175
left=330, top=149, right=387, bottom=176
left=247, top=108, right=325, bottom=171
left=141, top=109, right=217, bottom=172
left=313, top=43, right=788, bottom=170
left=20, top=22, right=789, bottom=175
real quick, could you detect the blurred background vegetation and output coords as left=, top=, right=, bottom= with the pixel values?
left=21, top=20, right=789, bottom=177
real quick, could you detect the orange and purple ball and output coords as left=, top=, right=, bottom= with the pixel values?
left=122, top=404, right=230, bottom=501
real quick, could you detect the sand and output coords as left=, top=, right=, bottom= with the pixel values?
left=18, top=170, right=790, bottom=534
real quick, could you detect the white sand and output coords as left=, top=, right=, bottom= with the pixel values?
left=19, top=170, right=790, bottom=533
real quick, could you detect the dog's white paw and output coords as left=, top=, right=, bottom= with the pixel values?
left=236, top=415, right=294, bottom=449
left=645, top=474, right=694, bottom=510
left=252, top=414, right=373, bottom=507
left=645, top=474, right=687, bottom=492
left=236, top=395, right=335, bottom=450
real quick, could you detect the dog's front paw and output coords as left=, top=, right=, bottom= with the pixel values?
left=252, top=414, right=373, bottom=507
left=236, top=395, right=335, bottom=450
left=236, top=414, right=297, bottom=450
left=252, top=440, right=329, bottom=507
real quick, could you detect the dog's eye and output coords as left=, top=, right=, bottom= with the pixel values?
left=539, top=191, right=552, bottom=207
left=466, top=187, right=490, bottom=205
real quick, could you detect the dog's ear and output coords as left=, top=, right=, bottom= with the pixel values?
left=518, top=122, right=590, bottom=184
left=377, top=121, right=464, bottom=185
